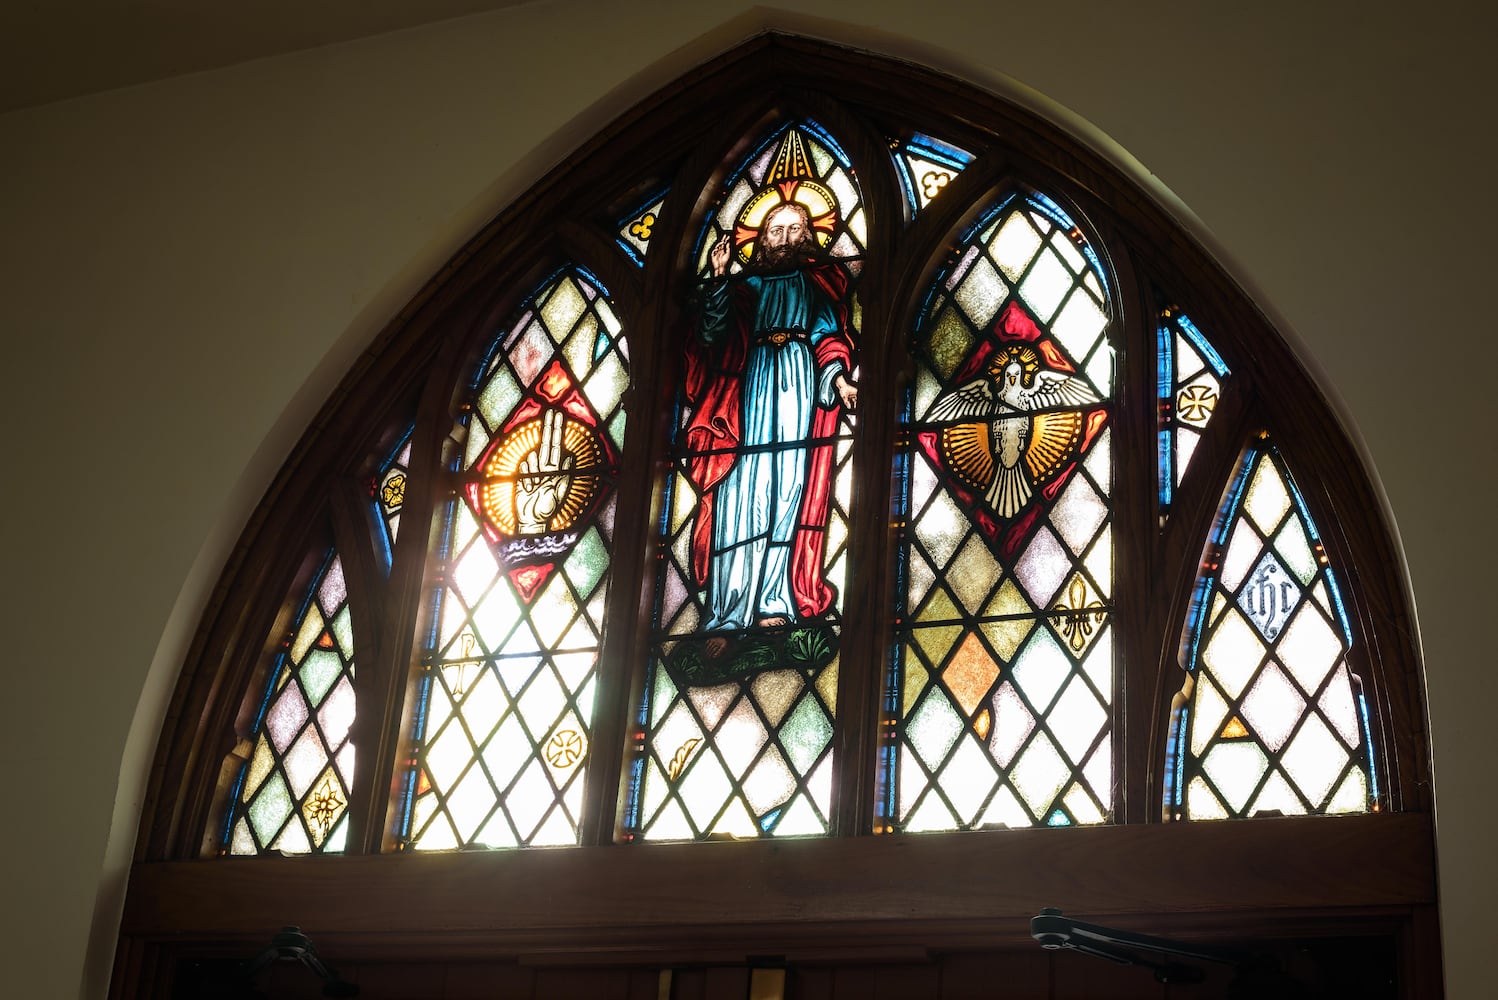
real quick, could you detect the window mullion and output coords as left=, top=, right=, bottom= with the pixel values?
left=362, top=349, right=471, bottom=854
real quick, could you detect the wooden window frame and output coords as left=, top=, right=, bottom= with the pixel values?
left=115, top=34, right=1436, bottom=997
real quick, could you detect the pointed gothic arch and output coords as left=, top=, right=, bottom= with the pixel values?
left=116, top=33, right=1435, bottom=998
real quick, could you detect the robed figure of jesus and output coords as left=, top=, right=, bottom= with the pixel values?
left=683, top=201, right=859, bottom=649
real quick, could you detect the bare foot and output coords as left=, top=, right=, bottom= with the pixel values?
left=705, top=636, right=729, bottom=658
left=756, top=615, right=790, bottom=628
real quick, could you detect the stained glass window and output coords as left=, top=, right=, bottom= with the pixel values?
left=401, top=267, right=628, bottom=849
left=1158, top=307, right=1229, bottom=514
left=884, top=192, right=1114, bottom=833
left=625, top=123, right=864, bottom=841
left=892, top=132, right=976, bottom=217
left=1166, top=441, right=1375, bottom=819
left=373, top=429, right=413, bottom=568
left=225, top=550, right=357, bottom=855
left=616, top=189, right=667, bottom=267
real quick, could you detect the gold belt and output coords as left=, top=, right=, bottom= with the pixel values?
left=760, top=330, right=806, bottom=346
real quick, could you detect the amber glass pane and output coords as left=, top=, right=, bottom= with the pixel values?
left=225, top=551, right=357, bottom=855
left=1157, top=307, right=1228, bottom=515
left=627, top=123, right=863, bottom=841
left=403, top=267, right=627, bottom=849
left=1167, top=443, right=1375, bottom=819
left=884, top=191, right=1114, bottom=833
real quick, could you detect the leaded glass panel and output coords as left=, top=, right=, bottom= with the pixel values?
left=226, top=551, right=356, bottom=855
left=403, top=267, right=627, bottom=849
left=892, top=132, right=976, bottom=217
left=374, top=429, right=412, bottom=568
left=627, top=123, right=863, bottom=841
left=884, top=192, right=1114, bottom=833
left=617, top=189, right=668, bottom=267
left=1166, top=442, right=1375, bottom=819
left=1158, top=307, right=1229, bottom=515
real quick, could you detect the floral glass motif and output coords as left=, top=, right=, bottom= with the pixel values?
left=1166, top=442, right=1375, bottom=820
left=884, top=192, right=1114, bottom=833
left=616, top=189, right=667, bottom=267
left=892, top=132, right=976, bottom=216
left=403, top=267, right=628, bottom=850
left=1158, top=308, right=1229, bottom=514
left=626, top=123, right=864, bottom=841
left=373, top=429, right=413, bottom=568
left=227, top=551, right=357, bottom=855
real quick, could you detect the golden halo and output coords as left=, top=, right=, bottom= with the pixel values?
left=986, top=344, right=1041, bottom=384
left=733, top=178, right=839, bottom=264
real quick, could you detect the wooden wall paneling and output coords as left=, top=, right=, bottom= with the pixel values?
left=441, top=960, right=538, bottom=999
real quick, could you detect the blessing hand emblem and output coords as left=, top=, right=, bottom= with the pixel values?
left=515, top=409, right=575, bottom=535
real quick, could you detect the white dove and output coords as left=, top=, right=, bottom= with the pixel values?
left=927, top=354, right=1100, bottom=517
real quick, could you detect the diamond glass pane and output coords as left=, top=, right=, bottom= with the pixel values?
left=407, top=268, right=627, bottom=850
left=1172, top=444, right=1372, bottom=819
left=887, top=192, right=1114, bottom=833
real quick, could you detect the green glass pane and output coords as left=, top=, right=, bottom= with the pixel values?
left=247, top=772, right=293, bottom=845
left=540, top=277, right=586, bottom=342
left=299, top=648, right=342, bottom=707
left=476, top=366, right=522, bottom=438
left=925, top=306, right=973, bottom=379
left=780, top=695, right=833, bottom=775
left=563, top=526, right=608, bottom=603
left=329, top=605, right=354, bottom=658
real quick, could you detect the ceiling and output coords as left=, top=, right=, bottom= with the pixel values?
left=0, top=0, right=541, bottom=114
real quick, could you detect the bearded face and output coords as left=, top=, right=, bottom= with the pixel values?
left=755, top=203, right=818, bottom=268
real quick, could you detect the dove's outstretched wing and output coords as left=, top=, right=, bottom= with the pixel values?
left=1022, top=370, right=1101, bottom=410
left=926, top=377, right=1001, bottom=423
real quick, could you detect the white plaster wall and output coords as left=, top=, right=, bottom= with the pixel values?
left=1, top=2, right=1491, bottom=996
